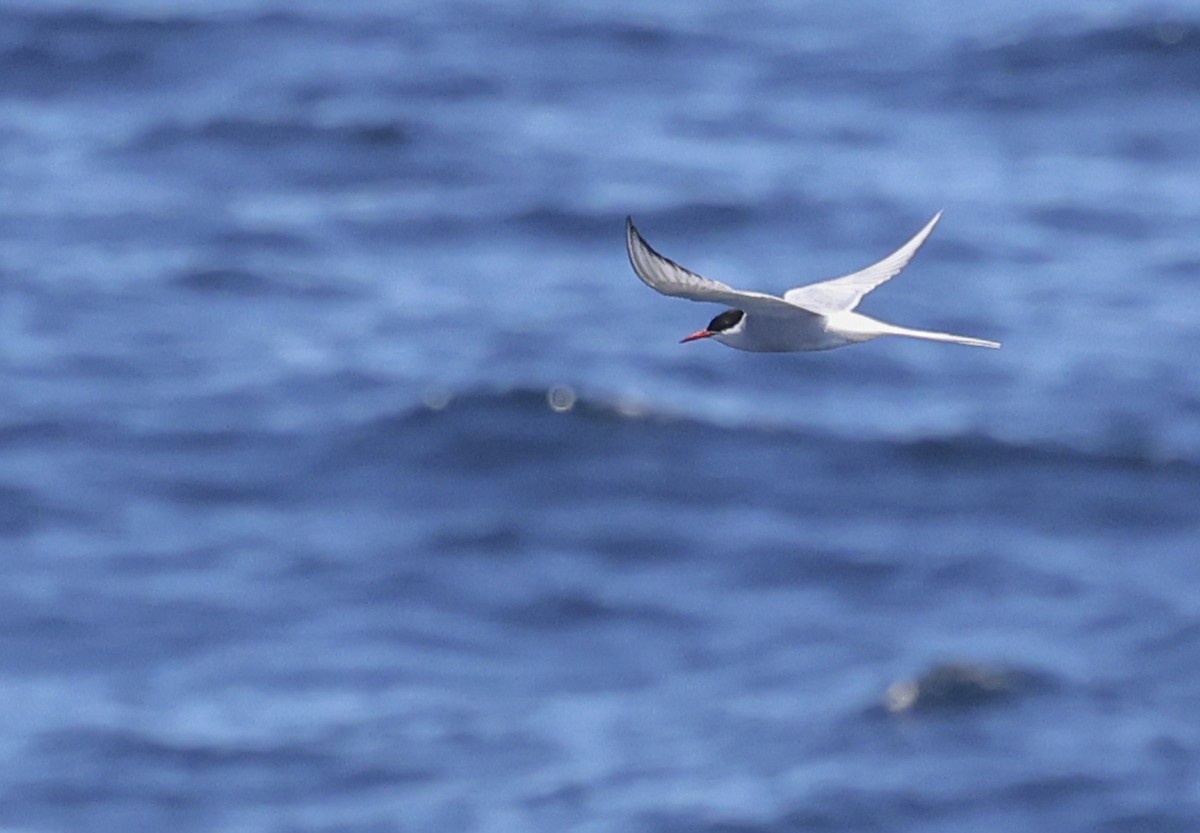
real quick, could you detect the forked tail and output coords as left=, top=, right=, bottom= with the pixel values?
left=884, top=324, right=1001, bottom=349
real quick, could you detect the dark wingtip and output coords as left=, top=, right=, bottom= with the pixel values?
left=625, top=216, right=643, bottom=252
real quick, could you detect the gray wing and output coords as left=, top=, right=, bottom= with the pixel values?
left=783, top=211, right=942, bottom=313
left=625, top=217, right=813, bottom=318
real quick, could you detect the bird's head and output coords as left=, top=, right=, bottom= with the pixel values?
left=680, top=309, right=746, bottom=344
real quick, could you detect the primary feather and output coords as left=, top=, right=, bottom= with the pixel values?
left=625, top=217, right=816, bottom=319
left=782, top=211, right=942, bottom=313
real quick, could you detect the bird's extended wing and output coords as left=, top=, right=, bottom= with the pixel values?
left=625, top=217, right=812, bottom=318
left=783, top=211, right=942, bottom=314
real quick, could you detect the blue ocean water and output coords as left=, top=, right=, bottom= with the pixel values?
left=2, top=1, right=1200, bottom=830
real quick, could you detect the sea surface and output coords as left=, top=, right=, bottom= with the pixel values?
left=2, top=1, right=1200, bottom=831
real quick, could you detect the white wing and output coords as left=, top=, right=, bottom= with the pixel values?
left=783, top=211, right=942, bottom=313
left=625, top=217, right=813, bottom=318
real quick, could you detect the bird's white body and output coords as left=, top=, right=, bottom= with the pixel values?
left=707, top=308, right=881, bottom=352
left=625, top=212, right=1000, bottom=352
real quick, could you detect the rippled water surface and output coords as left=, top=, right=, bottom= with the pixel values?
left=2, top=2, right=1200, bottom=831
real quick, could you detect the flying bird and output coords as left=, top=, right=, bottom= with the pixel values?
left=625, top=212, right=1000, bottom=351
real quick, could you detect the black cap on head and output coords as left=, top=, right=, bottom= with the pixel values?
left=707, top=309, right=745, bottom=333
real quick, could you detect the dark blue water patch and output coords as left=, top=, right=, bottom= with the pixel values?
left=1128, top=614, right=1200, bottom=692
left=314, top=389, right=1200, bottom=542
left=516, top=205, right=626, bottom=241
left=335, top=199, right=507, bottom=246
left=898, top=431, right=1200, bottom=477
left=0, top=7, right=411, bottom=59
left=822, top=123, right=893, bottom=148
left=1012, top=19, right=1200, bottom=75
left=11, top=381, right=1200, bottom=550
left=432, top=512, right=690, bottom=565
left=382, top=391, right=754, bottom=486
left=691, top=787, right=958, bottom=833
left=567, top=524, right=711, bottom=565
left=122, top=115, right=424, bottom=189
left=0, top=482, right=50, bottom=536
left=945, top=17, right=1200, bottom=111
left=754, top=774, right=1117, bottom=833
left=888, top=441, right=1200, bottom=535
left=740, top=537, right=1077, bottom=613
left=0, top=12, right=167, bottom=97
left=1112, top=131, right=1197, bottom=164
left=376, top=71, right=506, bottom=103
left=0, top=7, right=208, bottom=40
left=923, top=234, right=994, bottom=266
left=3, top=724, right=436, bottom=832
left=0, top=8, right=253, bottom=99
left=757, top=46, right=925, bottom=102
left=0, top=418, right=76, bottom=445
left=543, top=18, right=684, bottom=51
left=1160, top=256, right=1200, bottom=279
left=132, top=117, right=414, bottom=154
left=1099, top=813, right=1198, bottom=833
left=0, top=593, right=280, bottom=674
left=160, top=477, right=296, bottom=507
left=170, top=266, right=362, bottom=299
left=992, top=773, right=1118, bottom=816
left=0, top=41, right=147, bottom=98
left=172, top=267, right=301, bottom=297
left=507, top=12, right=750, bottom=95
left=0, top=5, right=448, bottom=103
left=737, top=545, right=905, bottom=597
left=498, top=590, right=701, bottom=631
left=31, top=726, right=332, bottom=774
left=431, top=522, right=527, bottom=558
left=925, top=552, right=1081, bottom=600
left=104, top=426, right=337, bottom=511
left=206, top=226, right=317, bottom=256
left=628, top=197, right=830, bottom=239
left=242, top=8, right=422, bottom=44
left=1027, top=204, right=1155, bottom=240
left=0, top=208, right=219, bottom=256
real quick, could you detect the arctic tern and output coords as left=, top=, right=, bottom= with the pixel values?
left=625, top=212, right=1000, bottom=351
